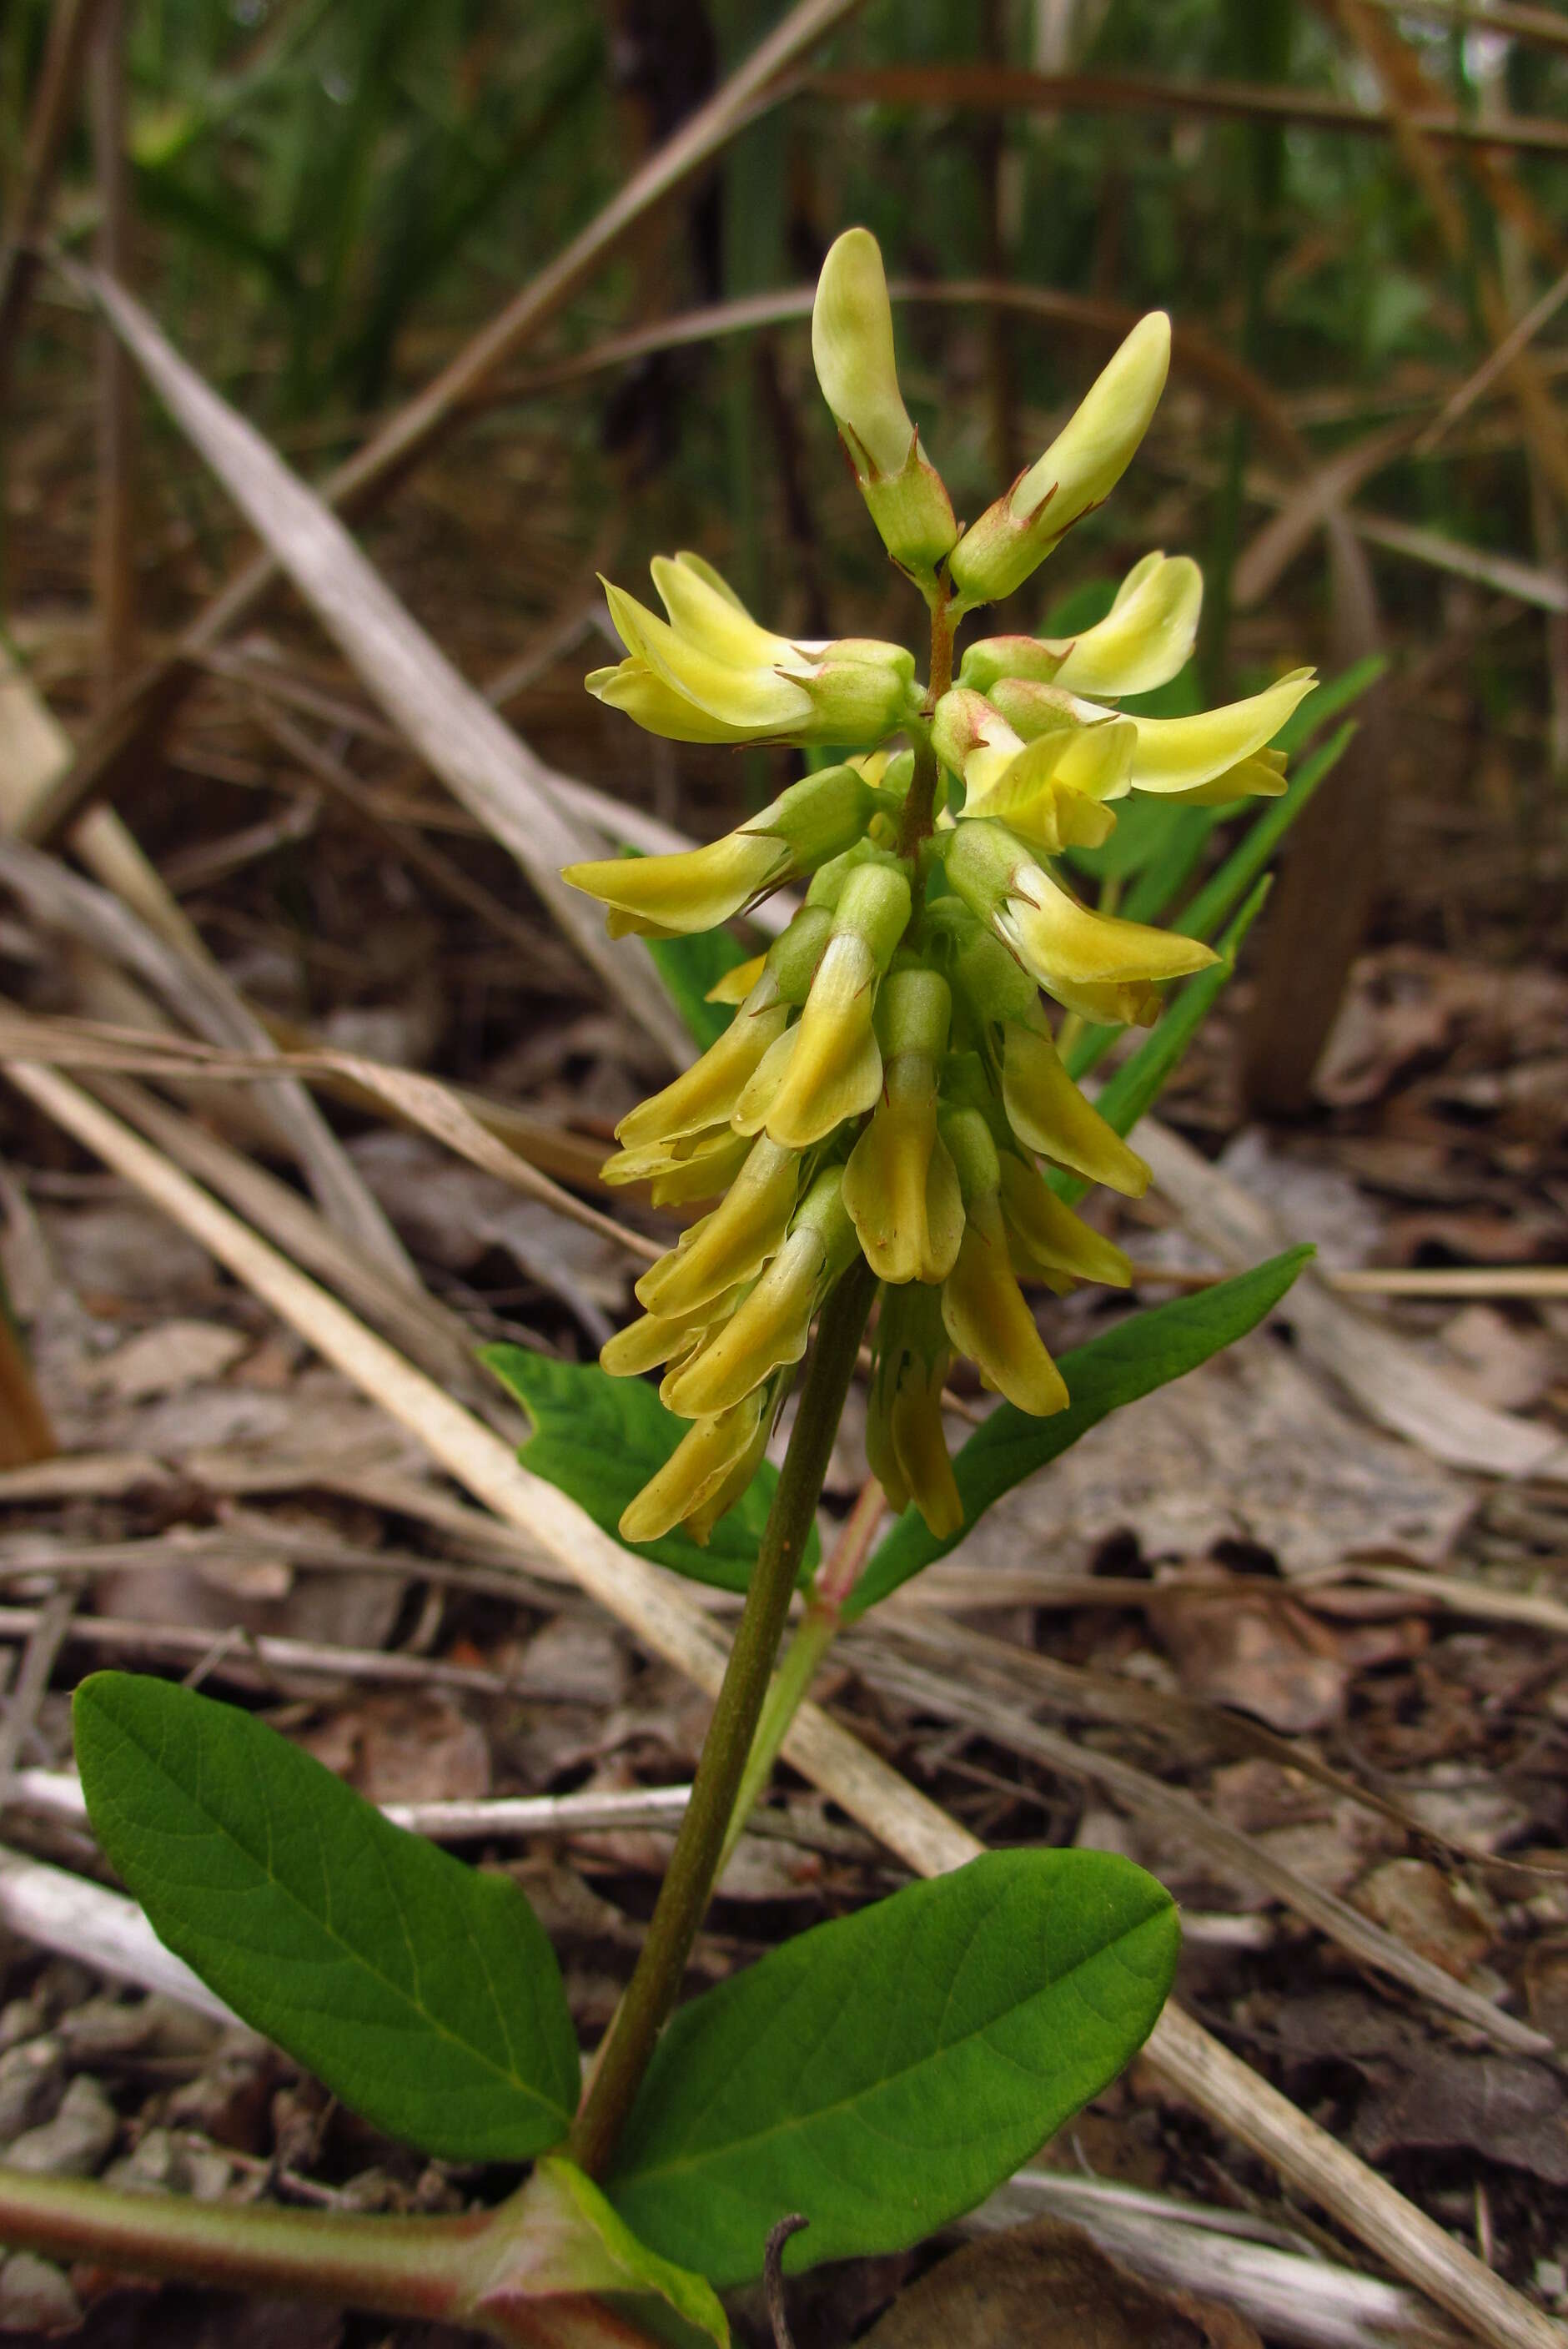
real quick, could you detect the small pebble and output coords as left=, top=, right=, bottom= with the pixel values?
left=0, top=1998, right=48, bottom=2055
left=58, top=1993, right=217, bottom=2068
left=0, top=2251, right=83, bottom=2333
left=0, top=2038, right=64, bottom=2145
left=5, top=2074, right=118, bottom=2176
left=103, top=2125, right=233, bottom=2203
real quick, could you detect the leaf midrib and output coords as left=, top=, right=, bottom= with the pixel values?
left=615, top=1899, right=1170, bottom=2191
left=97, top=1704, right=567, bottom=2125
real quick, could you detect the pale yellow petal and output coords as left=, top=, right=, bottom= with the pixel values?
left=1048, top=552, right=1203, bottom=697
left=565, top=832, right=788, bottom=938
left=604, top=580, right=813, bottom=733
left=1127, top=667, right=1314, bottom=794
left=651, top=552, right=797, bottom=672
left=999, top=1154, right=1132, bottom=1287
left=587, top=658, right=760, bottom=744
left=941, top=1194, right=1069, bottom=1416
left=619, top=1391, right=766, bottom=1546
left=1002, top=862, right=1219, bottom=988
left=616, top=998, right=790, bottom=1149
left=636, top=1138, right=799, bottom=1317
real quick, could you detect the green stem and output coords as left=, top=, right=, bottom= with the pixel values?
left=898, top=586, right=956, bottom=856
left=0, top=2169, right=489, bottom=2330
left=565, top=1258, right=878, bottom=2182
left=715, top=1599, right=839, bottom=1881
left=716, top=1468, right=887, bottom=1880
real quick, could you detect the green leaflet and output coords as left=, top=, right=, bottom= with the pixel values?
left=608, top=1850, right=1179, bottom=2286
left=482, top=1344, right=818, bottom=1592
left=847, top=1248, right=1311, bottom=1619
left=73, top=1673, right=579, bottom=2162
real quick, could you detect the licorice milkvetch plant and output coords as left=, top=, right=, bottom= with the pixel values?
left=8, top=231, right=1331, bottom=2349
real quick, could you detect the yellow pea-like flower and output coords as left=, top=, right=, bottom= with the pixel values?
left=842, top=969, right=962, bottom=1285
left=867, top=1280, right=963, bottom=1539
left=998, top=1154, right=1132, bottom=1289
left=618, top=1388, right=770, bottom=1547
left=590, top=553, right=917, bottom=748
left=937, top=1111, right=1070, bottom=1416
left=960, top=553, right=1203, bottom=703
left=999, top=1021, right=1150, bottom=1196
left=615, top=984, right=789, bottom=1154
left=564, top=765, right=880, bottom=941
left=735, top=862, right=911, bottom=1150
left=636, top=1139, right=799, bottom=1320
left=812, top=228, right=960, bottom=581
left=661, top=1171, right=858, bottom=1420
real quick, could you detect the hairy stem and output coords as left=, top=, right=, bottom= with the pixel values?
left=566, top=1258, right=878, bottom=2181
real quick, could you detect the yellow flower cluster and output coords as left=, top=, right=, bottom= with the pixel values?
left=565, top=230, right=1312, bottom=1545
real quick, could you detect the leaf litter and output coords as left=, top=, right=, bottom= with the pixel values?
left=2, top=23, right=1567, bottom=2341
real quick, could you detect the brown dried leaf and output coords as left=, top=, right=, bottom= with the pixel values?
left=1148, top=1574, right=1349, bottom=1733
left=860, top=2219, right=1260, bottom=2349
left=298, top=1692, right=490, bottom=1807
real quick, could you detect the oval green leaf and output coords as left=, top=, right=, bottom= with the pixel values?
left=606, top=1849, right=1179, bottom=2286
left=73, top=1672, right=579, bottom=2161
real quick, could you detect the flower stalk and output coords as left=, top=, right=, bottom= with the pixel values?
left=565, top=1258, right=877, bottom=2184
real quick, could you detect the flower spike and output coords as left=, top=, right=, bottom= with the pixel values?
left=579, top=228, right=1309, bottom=1545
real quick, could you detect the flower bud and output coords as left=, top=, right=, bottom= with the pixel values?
left=563, top=765, right=877, bottom=940
left=736, top=860, right=912, bottom=1150
left=1000, top=1019, right=1149, bottom=1196
left=842, top=970, right=962, bottom=1285
left=999, top=1153, right=1132, bottom=1288
left=938, top=1109, right=1068, bottom=1417
left=636, top=1138, right=799, bottom=1320
left=619, top=1388, right=768, bottom=1547
left=948, top=314, right=1171, bottom=607
left=812, top=228, right=959, bottom=581
left=661, top=1169, right=858, bottom=1418
left=867, top=1279, right=962, bottom=1538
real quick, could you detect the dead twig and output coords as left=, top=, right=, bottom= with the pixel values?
left=763, top=2216, right=810, bottom=2349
